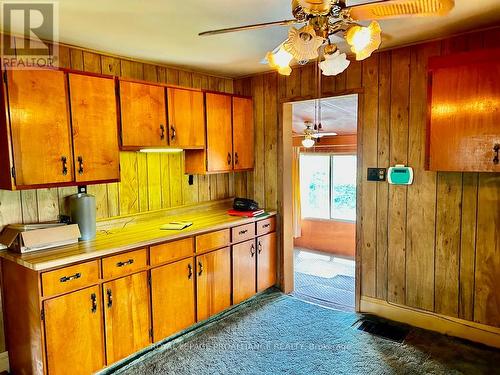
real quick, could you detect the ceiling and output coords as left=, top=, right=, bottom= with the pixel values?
left=4, top=0, right=500, bottom=77
left=292, top=94, right=358, bottom=136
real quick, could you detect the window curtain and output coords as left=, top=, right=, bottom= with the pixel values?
left=292, top=147, right=302, bottom=238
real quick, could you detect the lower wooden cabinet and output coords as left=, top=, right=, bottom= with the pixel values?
left=196, top=247, right=231, bottom=321
left=103, top=271, right=151, bottom=364
left=257, top=232, right=277, bottom=292
left=151, top=258, right=195, bottom=342
left=232, top=239, right=257, bottom=304
left=44, top=286, right=105, bottom=375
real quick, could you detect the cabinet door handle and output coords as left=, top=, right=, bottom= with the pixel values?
left=60, top=272, right=81, bottom=283
left=262, top=223, right=270, bottom=229
left=494, top=144, right=499, bottom=165
left=160, top=124, right=165, bottom=140
left=116, top=259, right=134, bottom=267
left=198, top=261, right=203, bottom=276
left=188, top=263, right=193, bottom=279
left=227, top=152, right=232, bottom=165
left=91, top=293, right=97, bottom=313
left=77, top=156, right=84, bottom=175
left=61, top=156, right=68, bottom=176
left=235, top=152, right=239, bottom=165
left=170, top=125, right=176, bottom=141
left=106, top=288, right=113, bottom=308
left=250, top=243, right=255, bottom=257
left=238, top=229, right=248, bottom=235
left=258, top=241, right=263, bottom=254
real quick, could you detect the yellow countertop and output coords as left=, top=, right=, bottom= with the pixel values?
left=0, top=204, right=276, bottom=272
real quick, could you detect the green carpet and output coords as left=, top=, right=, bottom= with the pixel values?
left=102, top=292, right=500, bottom=375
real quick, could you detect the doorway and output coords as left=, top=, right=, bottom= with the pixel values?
left=288, top=95, right=359, bottom=312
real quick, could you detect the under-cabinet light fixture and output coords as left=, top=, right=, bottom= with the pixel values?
left=139, top=148, right=183, bottom=153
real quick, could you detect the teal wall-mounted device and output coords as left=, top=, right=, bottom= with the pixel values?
left=388, top=165, right=414, bottom=185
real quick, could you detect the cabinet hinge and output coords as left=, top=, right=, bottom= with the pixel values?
left=2, top=70, right=6, bottom=84
left=149, top=328, right=153, bottom=340
left=148, top=275, right=152, bottom=287
left=11, top=166, right=16, bottom=179
left=41, top=308, right=45, bottom=321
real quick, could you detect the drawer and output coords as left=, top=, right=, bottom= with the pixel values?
left=256, top=217, right=276, bottom=236
left=150, top=238, right=194, bottom=266
left=42, top=260, right=99, bottom=297
left=102, top=248, right=147, bottom=279
left=195, top=229, right=230, bottom=253
left=231, top=223, right=256, bottom=244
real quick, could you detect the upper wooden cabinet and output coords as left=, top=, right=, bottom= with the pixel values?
left=185, top=93, right=254, bottom=174
left=119, top=80, right=167, bottom=148
left=206, top=93, right=233, bottom=172
left=4, top=69, right=74, bottom=187
left=427, top=49, right=500, bottom=172
left=0, top=69, right=121, bottom=190
left=69, top=73, right=120, bottom=183
left=167, top=88, right=205, bottom=148
left=232, top=97, right=254, bottom=171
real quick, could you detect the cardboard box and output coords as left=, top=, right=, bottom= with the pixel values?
left=0, top=224, right=81, bottom=254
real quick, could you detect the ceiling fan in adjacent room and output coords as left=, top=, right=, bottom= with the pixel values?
left=302, top=120, right=338, bottom=148
left=199, top=0, right=454, bottom=76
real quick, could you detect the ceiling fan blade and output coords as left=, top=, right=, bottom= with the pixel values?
left=348, top=0, right=454, bottom=21
left=199, top=19, right=299, bottom=36
left=312, top=132, right=338, bottom=138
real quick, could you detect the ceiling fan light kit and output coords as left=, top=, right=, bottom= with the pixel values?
left=200, top=0, right=454, bottom=76
left=345, top=21, right=382, bottom=61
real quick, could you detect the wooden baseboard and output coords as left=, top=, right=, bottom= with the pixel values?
left=0, top=351, right=9, bottom=373
left=360, top=296, right=500, bottom=349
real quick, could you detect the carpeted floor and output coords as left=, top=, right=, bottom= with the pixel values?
left=103, top=292, right=500, bottom=375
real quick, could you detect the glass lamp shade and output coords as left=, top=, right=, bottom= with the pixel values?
left=302, top=137, right=315, bottom=148
left=319, top=50, right=351, bottom=76
left=345, top=21, right=382, bottom=61
left=284, top=25, right=324, bottom=62
left=266, top=46, right=293, bottom=76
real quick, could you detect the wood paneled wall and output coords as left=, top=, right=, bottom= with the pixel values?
left=235, top=27, right=500, bottom=330
left=0, top=41, right=255, bottom=238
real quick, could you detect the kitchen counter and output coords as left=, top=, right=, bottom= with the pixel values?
left=0, top=201, right=276, bottom=271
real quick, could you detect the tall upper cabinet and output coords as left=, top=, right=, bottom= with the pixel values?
left=0, top=69, right=120, bottom=190
left=427, top=48, right=500, bottom=172
left=185, top=93, right=254, bottom=174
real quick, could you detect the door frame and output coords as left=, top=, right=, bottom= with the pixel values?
left=277, top=88, right=364, bottom=311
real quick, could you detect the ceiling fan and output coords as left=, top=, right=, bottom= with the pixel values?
left=199, top=0, right=454, bottom=76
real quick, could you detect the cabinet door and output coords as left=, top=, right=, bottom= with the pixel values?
left=429, top=53, right=500, bottom=172
left=103, top=271, right=151, bottom=364
left=196, top=247, right=231, bottom=321
left=232, top=97, right=254, bottom=170
left=44, top=286, right=104, bottom=375
left=69, top=73, right=120, bottom=182
left=119, top=81, right=167, bottom=148
left=206, top=93, right=233, bottom=172
left=151, top=258, right=195, bottom=342
left=257, top=232, right=277, bottom=292
left=232, top=239, right=257, bottom=304
left=6, top=69, right=73, bottom=186
left=167, top=88, right=205, bottom=148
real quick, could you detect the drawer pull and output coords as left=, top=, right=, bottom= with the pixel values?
left=91, top=293, right=97, bottom=313
left=116, top=259, right=134, bottom=267
left=258, top=241, right=263, bottom=254
left=188, top=263, right=193, bottom=279
left=262, top=223, right=270, bottom=229
left=494, top=144, right=499, bottom=165
left=250, top=243, right=255, bottom=257
left=60, top=272, right=81, bottom=283
left=198, top=261, right=203, bottom=276
left=77, top=156, right=84, bottom=175
left=106, top=288, right=113, bottom=308
left=160, top=124, right=165, bottom=140
left=238, top=229, right=248, bottom=235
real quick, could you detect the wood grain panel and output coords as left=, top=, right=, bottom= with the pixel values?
left=206, top=93, right=233, bottom=172
left=101, top=248, right=147, bottom=279
left=257, top=232, right=277, bottom=292
left=405, top=42, right=440, bottom=311
left=167, top=88, right=205, bottom=148
left=264, top=73, right=278, bottom=209
left=387, top=47, right=410, bottom=305
left=233, top=96, right=254, bottom=170
left=150, top=238, right=194, bottom=265
left=232, top=239, right=257, bottom=304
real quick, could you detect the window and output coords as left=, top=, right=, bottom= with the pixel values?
left=300, top=154, right=357, bottom=221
